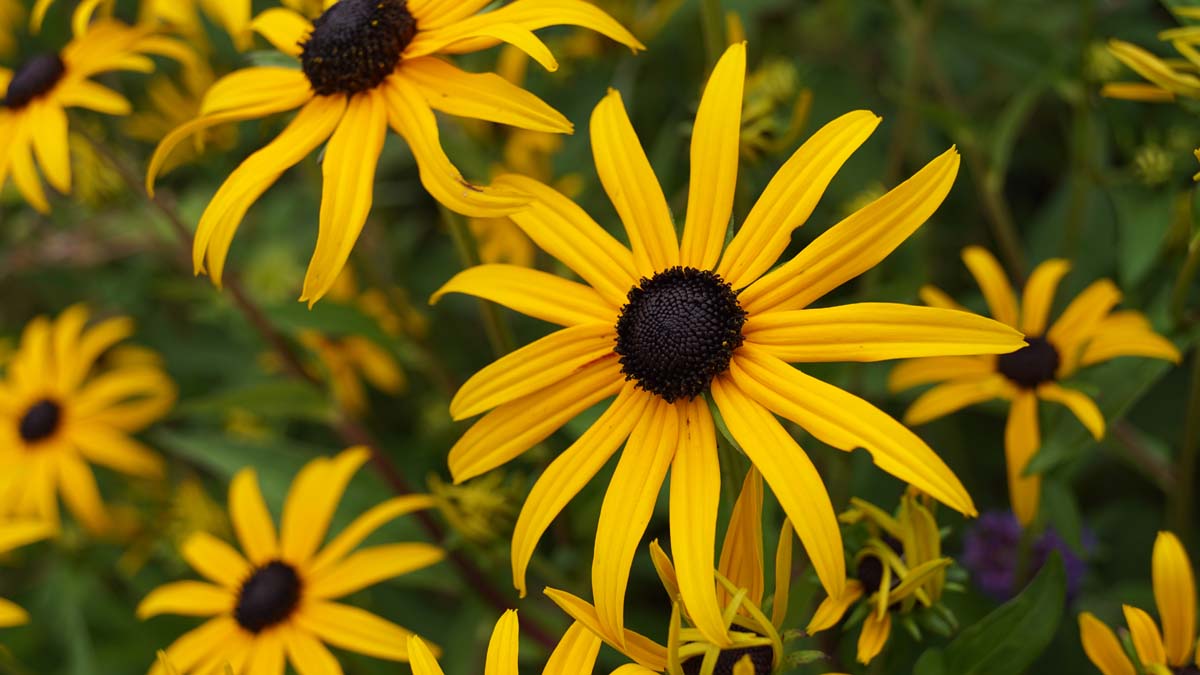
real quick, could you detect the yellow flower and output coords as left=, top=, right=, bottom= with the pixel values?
left=428, top=472, right=520, bottom=545
left=0, top=305, right=175, bottom=533
left=138, top=447, right=445, bottom=673
left=434, top=41, right=1019, bottom=647
left=890, top=248, right=1181, bottom=525
left=31, top=0, right=250, bottom=47
left=0, top=0, right=22, bottom=58
left=0, top=519, right=55, bottom=627
left=124, top=60, right=237, bottom=177
left=148, top=0, right=643, bottom=305
left=0, top=6, right=184, bottom=212
left=1079, top=531, right=1197, bottom=675
left=808, top=491, right=954, bottom=665
left=298, top=330, right=406, bottom=416
left=409, top=608, right=605, bottom=675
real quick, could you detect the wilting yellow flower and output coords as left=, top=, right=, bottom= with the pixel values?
left=0, top=305, right=175, bottom=533
left=435, top=41, right=1017, bottom=646
left=808, top=491, right=954, bottom=665
left=0, top=519, right=55, bottom=627
left=0, top=6, right=185, bottom=212
left=148, top=0, right=642, bottom=305
left=409, top=609, right=604, bottom=674
left=138, top=447, right=445, bottom=673
left=890, top=248, right=1181, bottom=525
left=1079, top=531, right=1197, bottom=675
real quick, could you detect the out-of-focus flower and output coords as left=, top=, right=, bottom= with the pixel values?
left=740, top=59, right=812, bottom=164
left=125, top=60, right=236, bottom=176
left=32, top=0, right=250, bottom=48
left=891, top=248, right=1180, bottom=525
left=961, top=510, right=1090, bottom=602
left=138, top=447, right=444, bottom=673
left=428, top=472, right=520, bottom=546
left=808, top=490, right=956, bottom=665
left=0, top=0, right=22, bottom=58
left=116, top=476, right=232, bottom=576
left=436, top=42, right=1009, bottom=645
left=149, top=0, right=643, bottom=305
left=0, top=520, right=55, bottom=627
left=1133, top=142, right=1175, bottom=186
left=560, top=0, right=684, bottom=58
left=66, top=125, right=124, bottom=207
left=0, top=305, right=176, bottom=533
left=1079, top=531, right=1197, bottom=675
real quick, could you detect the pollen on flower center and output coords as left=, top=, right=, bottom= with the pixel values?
left=235, top=561, right=302, bottom=633
left=18, top=399, right=62, bottom=444
left=4, top=53, right=66, bottom=109
left=681, top=644, right=775, bottom=675
left=299, top=0, right=416, bottom=96
left=614, top=266, right=747, bottom=403
left=996, top=336, right=1060, bottom=389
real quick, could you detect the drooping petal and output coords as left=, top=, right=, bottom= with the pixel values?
left=153, top=618, right=241, bottom=675
left=8, top=134, right=49, bottom=213
left=406, top=634, right=445, bottom=675
left=136, top=581, right=233, bottom=618
left=432, top=264, right=616, bottom=327
left=56, top=453, right=110, bottom=533
left=744, top=303, right=1024, bottom=363
left=680, top=43, right=746, bottom=271
left=309, top=495, right=435, bottom=575
left=1037, top=383, right=1105, bottom=440
left=543, top=622, right=603, bottom=675
left=741, top=147, right=960, bottom=313
left=1124, top=604, right=1168, bottom=668
left=716, top=110, right=881, bottom=290
left=484, top=610, right=520, bottom=675
left=297, top=601, right=415, bottom=661
left=710, top=376, right=845, bottom=600
left=280, top=448, right=370, bottom=565
left=307, top=543, right=445, bottom=599
left=887, top=356, right=995, bottom=392
left=1020, top=259, right=1071, bottom=336
left=399, top=57, right=571, bottom=133
left=1005, top=392, right=1042, bottom=527
left=229, top=467, right=279, bottom=565
left=806, top=581, right=864, bottom=633
left=1152, top=532, right=1197, bottom=667
left=857, top=610, right=892, bottom=664
left=1078, top=612, right=1136, bottom=675
left=729, top=345, right=976, bottom=515
left=962, top=246, right=1020, bottom=327
left=902, top=375, right=1012, bottom=426
left=717, top=468, right=765, bottom=609
left=593, top=398, right=677, bottom=643
left=543, top=588, right=668, bottom=670
left=29, top=99, right=70, bottom=194
left=510, top=385, right=647, bottom=596
left=448, top=356, right=624, bottom=484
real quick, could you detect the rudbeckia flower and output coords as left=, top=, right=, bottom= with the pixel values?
left=0, top=519, right=55, bottom=626
left=0, top=305, right=175, bottom=533
left=434, top=41, right=1022, bottom=646
left=1079, top=531, right=1197, bottom=675
left=889, top=247, right=1181, bottom=525
left=148, top=0, right=643, bottom=305
left=31, top=0, right=250, bottom=50
left=138, top=447, right=445, bottom=673
left=408, top=609, right=604, bottom=674
left=807, top=491, right=955, bottom=665
left=0, top=5, right=185, bottom=212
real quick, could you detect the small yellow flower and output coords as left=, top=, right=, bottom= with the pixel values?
left=428, top=472, right=520, bottom=545
left=0, top=305, right=176, bottom=533
left=138, top=447, right=445, bottom=673
left=1079, top=532, right=1197, bottom=675
left=0, top=519, right=55, bottom=627
left=890, top=248, right=1181, bottom=525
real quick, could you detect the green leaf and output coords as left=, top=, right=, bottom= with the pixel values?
left=175, top=379, right=331, bottom=422
left=1111, top=185, right=1176, bottom=288
left=938, top=553, right=1066, bottom=675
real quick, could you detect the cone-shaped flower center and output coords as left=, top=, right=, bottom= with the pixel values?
left=18, top=399, right=62, bottom=444
left=681, top=644, right=774, bottom=675
left=4, top=53, right=66, bottom=109
left=299, top=0, right=416, bottom=96
left=235, top=561, right=302, bottom=633
left=997, top=336, right=1060, bottom=389
left=856, top=554, right=888, bottom=595
left=614, top=267, right=746, bottom=403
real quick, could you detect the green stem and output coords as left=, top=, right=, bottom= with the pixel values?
left=700, top=0, right=726, bottom=69
left=442, top=206, right=515, bottom=357
left=1171, top=353, right=1200, bottom=544
left=1171, top=232, right=1200, bottom=327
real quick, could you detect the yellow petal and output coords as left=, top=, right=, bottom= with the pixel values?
left=711, top=376, right=845, bottom=601
left=155, top=618, right=241, bottom=675
left=670, top=398, right=733, bottom=647
left=1006, top=392, right=1042, bottom=526
left=771, top=519, right=795, bottom=629
left=309, top=495, right=435, bottom=575
left=244, top=624, right=285, bottom=675
left=449, top=357, right=624, bottom=484
left=9, top=134, right=49, bottom=213
left=717, top=468, right=765, bottom=609
left=680, top=43, right=746, bottom=271
left=282, top=626, right=344, bottom=675
left=400, top=57, right=571, bottom=133
left=744, top=303, right=1025, bottom=363
left=741, top=147, right=960, bottom=314
left=280, top=448, right=369, bottom=565
left=919, top=285, right=967, bottom=311
left=432, top=264, right=615, bottom=327
left=0, top=520, right=55, bottom=554
left=543, top=588, right=667, bottom=670
left=57, top=453, right=110, bottom=533
left=593, top=399, right=676, bottom=643
left=485, top=609, right=520, bottom=675
left=1079, top=612, right=1136, bottom=675
left=1037, top=383, right=1105, bottom=440
left=297, top=601, right=415, bottom=661
left=888, top=356, right=994, bottom=392
left=228, top=467, right=279, bottom=565
left=1125, top=604, right=1169, bottom=667
left=1101, top=82, right=1176, bottom=102
left=591, top=88, right=679, bottom=276
left=137, top=581, right=232, bottom=619
left=56, top=80, right=132, bottom=115
left=200, top=67, right=312, bottom=117
left=250, top=9, right=310, bottom=57
left=1153, top=532, right=1197, bottom=666
left=857, top=610, right=891, bottom=664
left=962, top=246, right=1020, bottom=327
left=1021, top=259, right=1071, bottom=336
left=544, top=622, right=603, bottom=675
left=510, top=385, right=646, bottom=596
left=806, top=581, right=864, bottom=633
left=902, top=375, right=1011, bottom=426
left=406, top=0, right=493, bottom=30
left=407, top=634, right=445, bottom=675
left=181, top=531, right=252, bottom=588
left=1080, top=311, right=1181, bottom=367
left=1109, top=39, right=1200, bottom=98
left=29, top=99, right=70, bottom=194
left=308, top=543, right=445, bottom=600
left=1047, top=279, right=1122, bottom=371
left=0, top=597, right=29, bottom=628
left=717, top=110, right=881, bottom=290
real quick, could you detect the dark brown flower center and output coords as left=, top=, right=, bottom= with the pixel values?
left=1174, top=666, right=1200, bottom=675
left=997, top=336, right=1060, bottom=389
left=235, top=561, right=302, bottom=633
left=681, top=644, right=774, bottom=675
left=18, top=399, right=61, bottom=444
left=4, top=53, right=66, bottom=109
left=299, top=0, right=416, bottom=96
left=614, top=267, right=746, bottom=403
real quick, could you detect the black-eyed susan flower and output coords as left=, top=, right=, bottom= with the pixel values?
left=807, top=491, right=956, bottom=665
left=890, top=247, right=1181, bottom=525
left=0, top=519, right=55, bottom=626
left=434, top=41, right=1023, bottom=647
left=0, top=305, right=175, bottom=533
left=0, top=6, right=184, bottom=212
left=148, top=0, right=643, bottom=305
left=409, top=608, right=605, bottom=674
left=138, top=447, right=445, bottom=673
left=1079, top=531, right=1198, bottom=675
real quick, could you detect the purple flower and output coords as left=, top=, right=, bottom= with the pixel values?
left=960, top=511, right=1091, bottom=602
